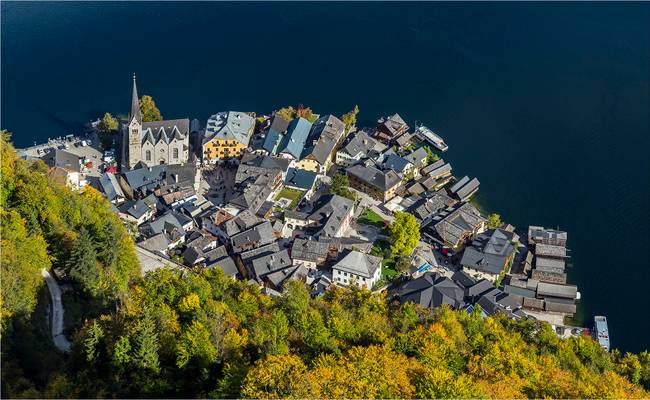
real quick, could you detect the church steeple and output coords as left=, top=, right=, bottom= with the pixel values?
left=129, top=73, right=142, bottom=124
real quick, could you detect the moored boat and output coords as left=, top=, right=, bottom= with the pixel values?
left=415, top=123, right=448, bottom=152
left=592, top=315, right=610, bottom=351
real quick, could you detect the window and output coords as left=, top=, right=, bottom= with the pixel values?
left=173, top=148, right=179, bottom=159
left=145, top=150, right=151, bottom=161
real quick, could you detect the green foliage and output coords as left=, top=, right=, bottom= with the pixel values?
left=1, top=209, right=50, bottom=328
left=275, top=105, right=318, bottom=123
left=0, top=132, right=647, bottom=398
left=329, top=173, right=356, bottom=200
left=139, top=95, right=163, bottom=122
left=341, top=105, right=360, bottom=130
left=389, top=211, right=421, bottom=258
left=487, top=213, right=503, bottom=229
left=424, top=146, right=440, bottom=165
left=100, top=112, right=118, bottom=132
left=358, top=208, right=387, bottom=229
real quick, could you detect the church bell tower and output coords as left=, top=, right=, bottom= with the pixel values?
left=127, top=73, right=143, bottom=168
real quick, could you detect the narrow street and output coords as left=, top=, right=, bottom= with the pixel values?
left=41, top=269, right=72, bottom=353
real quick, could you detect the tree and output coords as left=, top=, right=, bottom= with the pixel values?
left=0, top=209, right=50, bottom=329
left=275, top=106, right=296, bottom=121
left=66, top=227, right=101, bottom=297
left=389, top=212, right=421, bottom=257
left=139, top=95, right=163, bottom=122
left=250, top=310, right=289, bottom=356
left=100, top=113, right=118, bottom=132
left=84, top=320, right=104, bottom=363
left=295, top=106, right=317, bottom=123
left=133, top=310, right=160, bottom=373
left=241, top=354, right=316, bottom=399
left=424, top=146, right=440, bottom=165
left=341, top=105, right=360, bottom=130
left=176, top=320, right=217, bottom=369
left=329, top=173, right=355, bottom=200
left=487, top=213, right=503, bottom=229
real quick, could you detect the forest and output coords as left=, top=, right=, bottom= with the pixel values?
left=1, top=131, right=649, bottom=399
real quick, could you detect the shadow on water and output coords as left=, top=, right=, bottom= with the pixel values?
left=36, top=106, right=86, bottom=135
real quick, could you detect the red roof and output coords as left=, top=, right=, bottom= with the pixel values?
left=106, top=165, right=117, bottom=173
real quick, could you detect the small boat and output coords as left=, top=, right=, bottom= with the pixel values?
left=592, top=315, right=610, bottom=351
left=415, top=123, right=448, bottom=152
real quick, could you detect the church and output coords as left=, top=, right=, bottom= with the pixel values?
left=122, top=74, right=190, bottom=170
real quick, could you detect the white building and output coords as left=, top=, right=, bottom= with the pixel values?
left=332, top=251, right=382, bottom=290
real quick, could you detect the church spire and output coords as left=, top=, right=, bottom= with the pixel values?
left=129, top=73, right=142, bottom=124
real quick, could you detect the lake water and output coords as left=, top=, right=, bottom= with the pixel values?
left=2, top=2, right=649, bottom=352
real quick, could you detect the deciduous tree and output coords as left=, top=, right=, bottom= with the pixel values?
left=389, top=212, right=420, bottom=257
left=139, top=95, right=163, bottom=122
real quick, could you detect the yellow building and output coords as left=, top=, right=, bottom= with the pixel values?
left=202, top=111, right=255, bottom=164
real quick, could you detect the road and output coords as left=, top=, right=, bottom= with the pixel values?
left=41, top=269, right=72, bottom=353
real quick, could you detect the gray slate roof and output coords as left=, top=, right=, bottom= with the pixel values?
left=392, top=272, right=465, bottom=310
left=204, top=111, right=255, bottom=147
left=302, top=114, right=345, bottom=165
left=231, top=221, right=275, bottom=252
left=346, top=164, right=401, bottom=192
left=332, top=250, right=381, bottom=278
left=460, top=229, right=516, bottom=275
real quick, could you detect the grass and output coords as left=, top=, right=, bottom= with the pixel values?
left=274, top=187, right=305, bottom=209
left=358, top=208, right=387, bottom=229
left=371, top=239, right=399, bottom=279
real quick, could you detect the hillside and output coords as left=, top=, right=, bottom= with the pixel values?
left=1, top=132, right=649, bottom=399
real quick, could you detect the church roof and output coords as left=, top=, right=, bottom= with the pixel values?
left=141, top=119, right=190, bottom=144
left=130, top=73, right=142, bottom=124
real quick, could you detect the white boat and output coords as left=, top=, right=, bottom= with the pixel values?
left=592, top=316, right=610, bottom=351
left=415, top=124, right=448, bottom=152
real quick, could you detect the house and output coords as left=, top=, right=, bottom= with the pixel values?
left=406, top=189, right=457, bottom=224
left=391, top=272, right=466, bottom=310
left=138, top=232, right=175, bottom=255
left=295, top=115, right=346, bottom=173
left=122, top=75, right=190, bottom=169
left=383, top=153, right=418, bottom=180
left=120, top=164, right=166, bottom=197
left=282, top=210, right=313, bottom=238
left=99, top=172, right=126, bottom=204
left=528, top=226, right=568, bottom=247
left=460, top=229, right=518, bottom=282
left=202, top=111, right=255, bottom=163
left=375, top=113, right=409, bottom=144
left=118, top=194, right=159, bottom=225
left=229, top=163, right=284, bottom=215
left=474, top=288, right=525, bottom=319
left=249, top=249, right=293, bottom=285
left=404, top=147, right=429, bottom=170
left=346, top=164, right=401, bottom=202
left=284, top=168, right=319, bottom=199
left=449, top=176, right=480, bottom=202
left=140, top=210, right=194, bottom=238
left=47, top=166, right=86, bottom=191
left=262, top=115, right=291, bottom=155
left=308, top=194, right=355, bottom=238
left=429, top=202, right=487, bottom=249
left=331, top=250, right=382, bottom=290
left=335, top=130, right=386, bottom=167
left=43, top=150, right=87, bottom=190
left=291, top=238, right=330, bottom=269
left=424, top=161, right=453, bottom=180
left=230, top=221, right=276, bottom=253
left=277, top=117, right=313, bottom=160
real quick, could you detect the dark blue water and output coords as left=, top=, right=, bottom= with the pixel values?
left=2, top=2, right=649, bottom=352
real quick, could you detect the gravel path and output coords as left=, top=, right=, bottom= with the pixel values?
left=41, top=269, right=72, bottom=353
